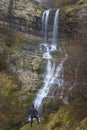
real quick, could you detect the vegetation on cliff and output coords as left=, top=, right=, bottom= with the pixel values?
left=20, top=97, right=87, bottom=130
left=42, top=0, right=87, bottom=7
left=0, top=27, right=45, bottom=130
left=20, top=1, right=87, bottom=130
left=20, top=40, right=87, bottom=129
left=0, top=0, right=87, bottom=130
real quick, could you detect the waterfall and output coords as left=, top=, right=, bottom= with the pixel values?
left=33, top=8, right=67, bottom=116
left=42, top=10, right=50, bottom=43
left=33, top=52, right=68, bottom=110
left=52, top=9, right=60, bottom=46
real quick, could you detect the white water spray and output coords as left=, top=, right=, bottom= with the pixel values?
left=42, top=10, right=50, bottom=43
left=52, top=9, right=60, bottom=46
left=33, top=9, right=67, bottom=113
left=33, top=51, right=68, bottom=110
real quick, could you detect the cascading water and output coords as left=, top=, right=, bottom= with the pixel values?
left=42, top=10, right=50, bottom=43
left=33, top=52, right=68, bottom=111
left=33, top=9, right=68, bottom=117
left=52, top=9, right=59, bottom=46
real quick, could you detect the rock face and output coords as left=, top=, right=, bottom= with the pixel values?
left=8, top=46, right=43, bottom=91
left=0, top=1, right=87, bottom=130
left=0, top=0, right=9, bottom=27
left=35, top=0, right=54, bottom=7
left=0, top=0, right=47, bottom=36
left=41, top=2, right=87, bottom=108
left=59, top=3, right=87, bottom=40
left=35, top=0, right=77, bottom=7
left=0, top=28, right=46, bottom=130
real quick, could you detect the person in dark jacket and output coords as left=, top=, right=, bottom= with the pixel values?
left=28, top=104, right=39, bottom=127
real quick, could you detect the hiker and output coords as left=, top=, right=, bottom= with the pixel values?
left=28, top=104, right=39, bottom=127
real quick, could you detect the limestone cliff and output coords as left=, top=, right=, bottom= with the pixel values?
left=47, top=2, right=87, bottom=102
left=59, top=2, right=87, bottom=40
left=0, top=27, right=46, bottom=130
left=0, top=0, right=47, bottom=36
left=0, top=1, right=87, bottom=130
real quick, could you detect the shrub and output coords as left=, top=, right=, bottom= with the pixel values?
left=51, top=121, right=62, bottom=130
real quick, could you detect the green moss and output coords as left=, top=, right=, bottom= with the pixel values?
left=20, top=97, right=87, bottom=130
left=34, top=59, right=46, bottom=74
left=65, top=6, right=73, bottom=13
left=20, top=121, right=42, bottom=130
left=51, top=121, right=62, bottom=130
left=0, top=71, right=34, bottom=130
left=0, top=27, right=41, bottom=53
left=42, top=97, right=63, bottom=116
left=0, top=27, right=44, bottom=130
left=0, top=28, right=22, bottom=55
left=36, top=81, right=43, bottom=89
left=60, top=5, right=78, bottom=21
left=65, top=6, right=77, bottom=17
left=20, top=124, right=29, bottom=130
left=76, top=118, right=87, bottom=130
left=77, top=0, right=87, bottom=5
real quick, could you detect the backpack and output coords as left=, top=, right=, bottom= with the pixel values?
left=34, top=109, right=38, bottom=115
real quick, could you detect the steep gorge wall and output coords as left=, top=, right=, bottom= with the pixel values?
left=0, top=0, right=87, bottom=38
left=1, top=0, right=87, bottom=105
left=0, top=1, right=87, bottom=129
left=42, top=2, right=87, bottom=111
left=0, top=0, right=47, bottom=36
left=58, top=2, right=87, bottom=102
left=0, top=0, right=9, bottom=21
left=35, top=0, right=77, bottom=7
left=59, top=3, right=87, bottom=41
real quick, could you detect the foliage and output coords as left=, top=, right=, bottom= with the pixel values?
left=77, top=0, right=87, bottom=5
left=0, top=27, right=18, bottom=47
left=0, top=70, right=34, bottom=130
left=0, top=27, right=41, bottom=130
left=76, top=117, right=87, bottom=130
left=51, top=120, right=62, bottom=130
left=52, top=0, right=77, bottom=7
left=42, top=97, right=63, bottom=115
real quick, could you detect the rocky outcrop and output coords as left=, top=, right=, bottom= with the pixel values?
left=0, top=0, right=9, bottom=16
left=0, top=0, right=47, bottom=36
left=35, top=0, right=54, bottom=7
left=0, top=1, right=87, bottom=130
left=42, top=2, right=87, bottom=107
left=35, top=0, right=77, bottom=7
left=0, top=28, right=46, bottom=130
left=59, top=3, right=87, bottom=40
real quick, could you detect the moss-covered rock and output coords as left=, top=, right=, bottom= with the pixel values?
left=77, top=0, right=87, bottom=5
left=59, top=2, right=87, bottom=40
left=0, top=1, right=87, bottom=130
left=0, top=0, right=48, bottom=36
left=0, top=27, right=46, bottom=130
left=76, top=118, right=87, bottom=130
